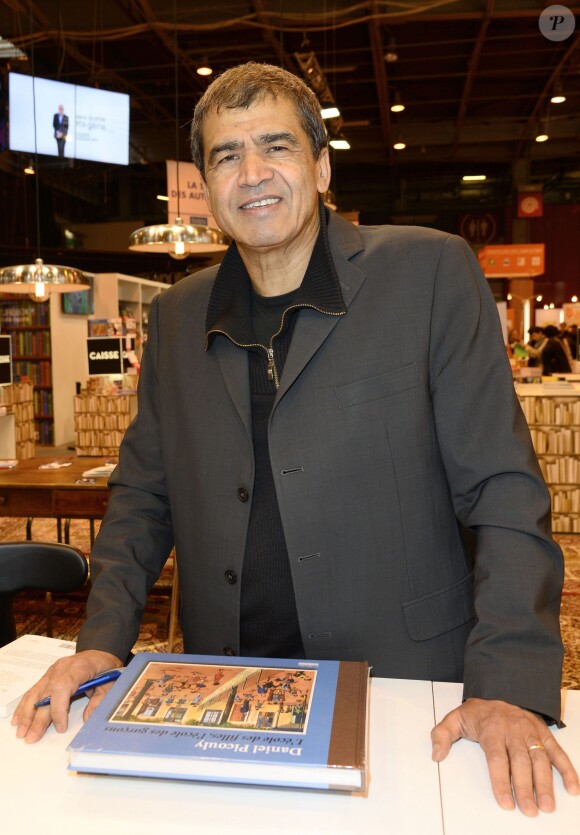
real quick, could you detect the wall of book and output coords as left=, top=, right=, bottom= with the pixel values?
left=0, top=295, right=88, bottom=446
left=517, top=385, right=580, bottom=532
left=0, top=298, right=53, bottom=444
left=74, top=392, right=137, bottom=456
left=0, top=381, right=35, bottom=459
left=91, top=273, right=167, bottom=354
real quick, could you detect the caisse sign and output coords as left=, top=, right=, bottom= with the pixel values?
left=0, top=335, right=13, bottom=386
left=87, top=337, right=123, bottom=375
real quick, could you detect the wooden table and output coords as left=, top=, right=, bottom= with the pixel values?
left=0, top=456, right=111, bottom=542
left=0, top=456, right=180, bottom=649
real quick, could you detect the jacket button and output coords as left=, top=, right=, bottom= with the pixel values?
left=223, top=647, right=236, bottom=656
left=224, top=569, right=237, bottom=584
left=237, top=487, right=249, bottom=502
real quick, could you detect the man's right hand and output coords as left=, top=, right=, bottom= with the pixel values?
left=11, top=649, right=123, bottom=744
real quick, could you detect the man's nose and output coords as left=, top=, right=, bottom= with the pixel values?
left=238, top=151, right=273, bottom=187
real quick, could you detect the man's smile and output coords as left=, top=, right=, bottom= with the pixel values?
left=240, top=197, right=282, bottom=210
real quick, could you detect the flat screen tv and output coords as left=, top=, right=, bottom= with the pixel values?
left=9, top=73, right=130, bottom=165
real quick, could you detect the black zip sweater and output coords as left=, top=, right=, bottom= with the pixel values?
left=205, top=202, right=346, bottom=657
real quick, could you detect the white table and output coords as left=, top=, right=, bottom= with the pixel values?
left=2, top=679, right=579, bottom=834
left=434, top=683, right=580, bottom=834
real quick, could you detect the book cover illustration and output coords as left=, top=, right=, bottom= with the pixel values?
left=68, top=652, right=368, bottom=791
left=110, top=659, right=315, bottom=734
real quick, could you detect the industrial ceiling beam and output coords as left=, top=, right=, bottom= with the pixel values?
left=125, top=0, right=207, bottom=95
left=451, top=0, right=494, bottom=157
left=368, top=1, right=394, bottom=164
left=515, top=33, right=580, bottom=159
left=252, top=0, right=296, bottom=73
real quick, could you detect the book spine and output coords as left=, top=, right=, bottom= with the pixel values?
left=327, top=661, right=368, bottom=778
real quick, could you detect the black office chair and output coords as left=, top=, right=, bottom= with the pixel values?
left=0, top=541, right=88, bottom=648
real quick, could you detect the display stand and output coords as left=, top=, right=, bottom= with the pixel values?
left=0, top=382, right=35, bottom=460
left=516, top=382, right=580, bottom=532
left=74, top=391, right=137, bottom=456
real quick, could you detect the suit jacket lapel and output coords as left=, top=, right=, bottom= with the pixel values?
left=212, top=337, right=253, bottom=445
left=274, top=213, right=367, bottom=404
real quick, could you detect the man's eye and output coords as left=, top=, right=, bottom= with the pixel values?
left=268, top=145, right=287, bottom=153
left=218, top=154, right=237, bottom=164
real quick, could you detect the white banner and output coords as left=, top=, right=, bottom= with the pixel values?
left=165, top=161, right=219, bottom=230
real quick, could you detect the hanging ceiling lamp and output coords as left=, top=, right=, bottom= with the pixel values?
left=129, top=217, right=228, bottom=258
left=0, top=18, right=91, bottom=301
left=0, top=259, right=91, bottom=300
left=129, top=1, right=228, bottom=259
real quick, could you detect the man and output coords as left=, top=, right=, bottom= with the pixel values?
left=53, top=104, right=68, bottom=157
left=542, top=325, right=572, bottom=375
left=14, top=63, right=578, bottom=815
left=525, top=326, right=547, bottom=367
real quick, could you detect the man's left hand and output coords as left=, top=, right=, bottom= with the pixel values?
left=431, top=698, right=580, bottom=816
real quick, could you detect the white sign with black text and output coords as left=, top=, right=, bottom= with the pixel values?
left=0, top=335, right=13, bottom=386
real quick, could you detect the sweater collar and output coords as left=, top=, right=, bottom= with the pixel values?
left=205, top=199, right=346, bottom=349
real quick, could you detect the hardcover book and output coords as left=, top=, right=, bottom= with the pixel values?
left=67, top=652, right=369, bottom=791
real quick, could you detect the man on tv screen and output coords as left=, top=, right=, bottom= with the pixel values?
left=52, top=103, right=68, bottom=157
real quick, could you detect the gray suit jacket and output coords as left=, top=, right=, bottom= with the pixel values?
left=78, top=211, right=564, bottom=720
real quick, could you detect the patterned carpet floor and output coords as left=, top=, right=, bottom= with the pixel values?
left=1, top=517, right=578, bottom=688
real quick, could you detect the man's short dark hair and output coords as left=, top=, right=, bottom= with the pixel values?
left=190, top=62, right=328, bottom=179
left=543, top=325, right=559, bottom=338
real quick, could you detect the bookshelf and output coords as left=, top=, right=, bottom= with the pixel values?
left=92, top=274, right=168, bottom=352
left=0, top=295, right=90, bottom=446
left=517, top=383, right=580, bottom=532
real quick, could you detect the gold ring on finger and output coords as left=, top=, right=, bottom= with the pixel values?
left=527, top=743, right=545, bottom=752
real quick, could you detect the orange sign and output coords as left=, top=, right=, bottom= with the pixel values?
left=517, top=192, right=543, bottom=218
left=478, top=244, right=545, bottom=277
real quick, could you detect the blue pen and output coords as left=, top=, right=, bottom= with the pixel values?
left=34, top=669, right=123, bottom=708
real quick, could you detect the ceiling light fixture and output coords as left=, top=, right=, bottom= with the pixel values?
left=329, top=138, right=351, bottom=150
left=321, top=106, right=340, bottom=120
left=384, top=31, right=399, bottom=63
left=130, top=220, right=228, bottom=259
left=24, top=161, right=35, bottom=175
left=196, top=63, right=213, bottom=77
left=295, top=50, right=348, bottom=148
left=462, top=174, right=487, bottom=182
left=0, top=35, right=27, bottom=60
left=550, top=82, right=566, bottom=104
left=129, top=1, right=228, bottom=258
left=0, top=259, right=91, bottom=299
left=390, top=91, right=405, bottom=113
left=393, top=133, right=406, bottom=151
left=535, top=120, right=549, bottom=142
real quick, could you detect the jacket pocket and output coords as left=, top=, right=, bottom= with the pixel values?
left=402, top=572, right=475, bottom=642
left=335, top=362, right=419, bottom=409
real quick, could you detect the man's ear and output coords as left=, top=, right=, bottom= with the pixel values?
left=316, top=147, right=332, bottom=194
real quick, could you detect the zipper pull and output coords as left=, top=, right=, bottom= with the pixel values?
left=266, top=348, right=275, bottom=382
